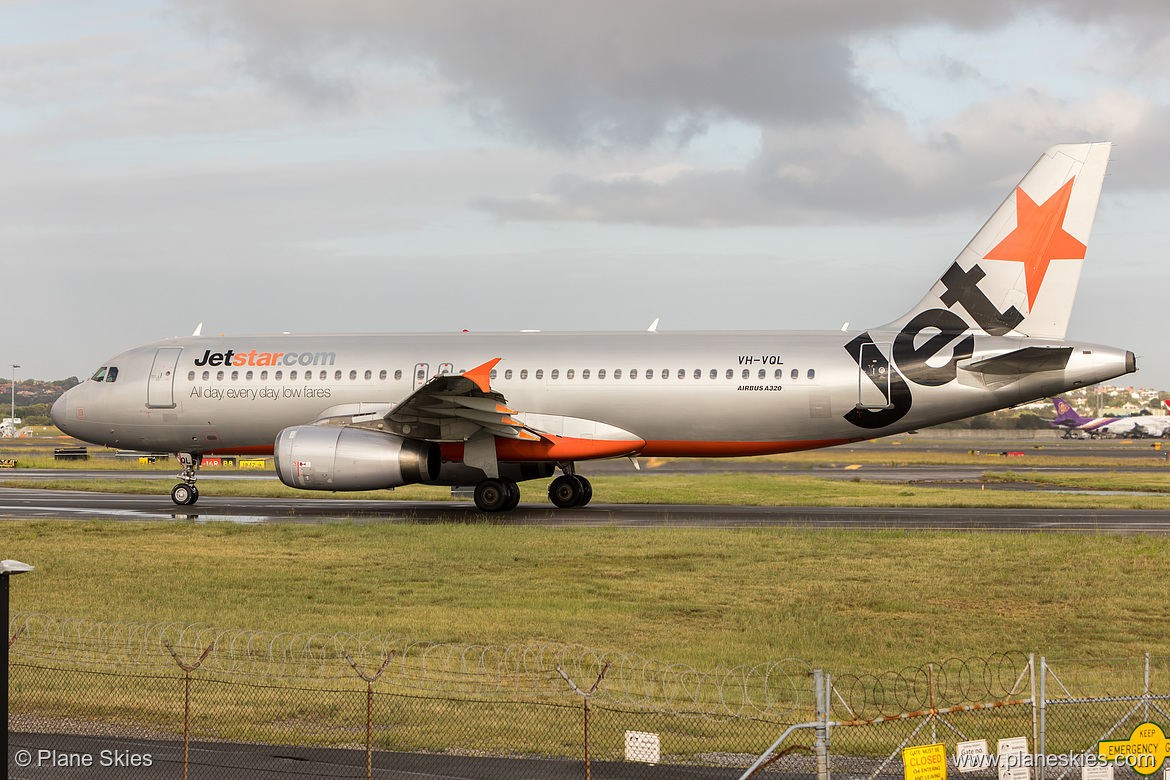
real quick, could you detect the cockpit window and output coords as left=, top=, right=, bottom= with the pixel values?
left=105, top=367, right=118, bottom=382
left=90, top=367, right=107, bottom=382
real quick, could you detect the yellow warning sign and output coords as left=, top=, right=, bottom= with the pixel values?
left=1098, top=722, right=1170, bottom=776
left=904, top=743, right=948, bottom=780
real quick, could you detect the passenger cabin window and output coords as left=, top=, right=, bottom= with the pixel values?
left=275, top=371, right=283, bottom=380
left=319, top=370, right=326, bottom=380
left=677, top=369, right=685, bottom=379
left=693, top=369, right=701, bottom=380
left=808, top=369, right=815, bottom=379
left=188, top=371, right=195, bottom=381
left=202, top=371, right=210, bottom=381
left=710, top=369, right=717, bottom=380
left=364, top=370, right=371, bottom=380
left=231, top=370, right=239, bottom=381
left=391, top=370, right=399, bottom=380
left=630, top=369, right=638, bottom=379
left=566, top=369, right=574, bottom=379
left=520, top=369, right=528, bottom=379
left=598, top=369, right=606, bottom=379
left=290, top=371, right=297, bottom=380
left=775, top=369, right=782, bottom=380
left=245, top=371, right=253, bottom=381
left=535, top=369, right=544, bottom=380
left=335, top=371, right=342, bottom=381
left=647, top=369, right=653, bottom=379
left=90, top=367, right=107, bottom=382
left=791, top=369, right=799, bottom=379
left=661, top=369, right=669, bottom=379
left=726, top=369, right=733, bottom=379
left=582, top=369, right=590, bottom=379
left=505, top=369, right=513, bottom=379
left=350, top=370, right=358, bottom=380
left=614, top=369, right=622, bottom=379
left=490, top=369, right=498, bottom=380
left=550, top=369, right=559, bottom=380
left=261, top=371, right=268, bottom=380
left=216, top=371, right=224, bottom=381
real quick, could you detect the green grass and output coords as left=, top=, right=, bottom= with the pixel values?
left=5, top=522, right=1169, bottom=672
left=4, top=471, right=1170, bottom=509
left=986, top=470, right=1170, bottom=492
left=6, top=519, right=1167, bottom=758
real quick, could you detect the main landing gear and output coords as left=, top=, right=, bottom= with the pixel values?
left=171, top=453, right=201, bottom=506
left=473, top=477, right=521, bottom=512
left=548, top=465, right=592, bottom=509
left=470, top=465, right=592, bottom=512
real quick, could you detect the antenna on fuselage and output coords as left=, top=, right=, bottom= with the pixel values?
left=647, top=318, right=660, bottom=332
left=192, top=323, right=203, bottom=336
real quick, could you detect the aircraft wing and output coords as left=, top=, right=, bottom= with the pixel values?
left=379, top=358, right=542, bottom=443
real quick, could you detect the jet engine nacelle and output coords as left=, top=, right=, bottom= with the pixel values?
left=274, top=426, right=439, bottom=491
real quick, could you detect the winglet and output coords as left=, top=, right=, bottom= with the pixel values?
left=462, top=358, right=502, bottom=393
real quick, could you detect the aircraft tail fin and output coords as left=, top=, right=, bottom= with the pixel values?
left=1050, top=397, right=1090, bottom=426
left=883, top=143, right=1112, bottom=340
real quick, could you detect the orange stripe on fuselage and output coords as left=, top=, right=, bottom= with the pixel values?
left=204, top=445, right=276, bottom=456
left=441, top=435, right=645, bottom=463
left=638, top=439, right=863, bottom=457
left=208, top=438, right=863, bottom=461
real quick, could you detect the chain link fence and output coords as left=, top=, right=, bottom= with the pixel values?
left=7, top=613, right=1170, bottom=780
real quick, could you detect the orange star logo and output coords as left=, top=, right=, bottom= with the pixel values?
left=983, top=178, right=1086, bottom=310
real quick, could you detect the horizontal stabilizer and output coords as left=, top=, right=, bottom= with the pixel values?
left=961, top=346, right=1072, bottom=375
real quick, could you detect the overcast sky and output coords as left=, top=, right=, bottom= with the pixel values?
left=4, top=0, right=1170, bottom=390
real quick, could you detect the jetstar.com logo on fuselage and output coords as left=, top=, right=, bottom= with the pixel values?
left=192, top=349, right=337, bottom=368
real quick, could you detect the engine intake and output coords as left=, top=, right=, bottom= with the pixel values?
left=274, top=426, right=439, bottom=491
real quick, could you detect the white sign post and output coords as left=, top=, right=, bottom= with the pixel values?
left=625, top=731, right=660, bottom=764
left=957, top=739, right=991, bottom=773
left=998, top=737, right=1031, bottom=780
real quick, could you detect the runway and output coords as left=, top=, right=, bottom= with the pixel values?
left=1, top=485, right=1168, bottom=534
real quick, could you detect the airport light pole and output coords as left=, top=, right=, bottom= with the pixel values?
left=1, top=560, right=33, bottom=780
left=7, top=366, right=16, bottom=434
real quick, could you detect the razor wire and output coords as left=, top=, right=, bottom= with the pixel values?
left=8, top=612, right=814, bottom=719
left=830, top=652, right=1032, bottom=719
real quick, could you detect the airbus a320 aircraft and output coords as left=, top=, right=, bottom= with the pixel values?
left=52, top=143, right=1135, bottom=511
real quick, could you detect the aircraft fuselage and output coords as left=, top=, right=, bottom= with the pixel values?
left=53, top=329, right=1133, bottom=457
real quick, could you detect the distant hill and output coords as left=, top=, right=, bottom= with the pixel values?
left=1, top=378, right=81, bottom=424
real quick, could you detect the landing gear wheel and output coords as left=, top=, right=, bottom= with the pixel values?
left=501, top=479, right=521, bottom=511
left=171, top=483, right=197, bottom=506
left=549, top=475, right=584, bottom=508
left=474, top=478, right=510, bottom=512
left=575, top=476, right=592, bottom=508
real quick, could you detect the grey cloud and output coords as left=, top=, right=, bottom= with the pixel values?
left=478, top=90, right=1170, bottom=226
left=173, top=0, right=1081, bottom=150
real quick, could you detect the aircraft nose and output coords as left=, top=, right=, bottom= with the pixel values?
left=50, top=392, right=70, bottom=433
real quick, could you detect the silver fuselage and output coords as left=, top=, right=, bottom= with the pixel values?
left=51, top=329, right=1133, bottom=457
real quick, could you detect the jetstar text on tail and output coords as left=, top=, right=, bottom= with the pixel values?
left=192, top=349, right=337, bottom=368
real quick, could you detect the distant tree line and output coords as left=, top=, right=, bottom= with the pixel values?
left=934, top=412, right=1051, bottom=430
left=4, top=378, right=81, bottom=425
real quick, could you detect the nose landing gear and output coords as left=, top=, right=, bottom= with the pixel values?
left=171, top=453, right=201, bottom=506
